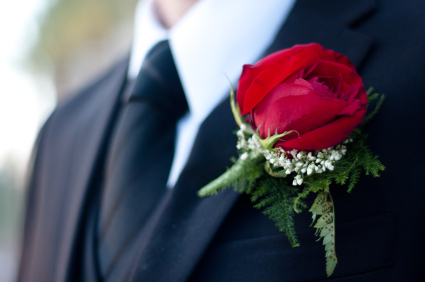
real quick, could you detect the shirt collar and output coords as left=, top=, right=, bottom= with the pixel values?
left=128, top=0, right=169, bottom=80
left=129, top=0, right=296, bottom=122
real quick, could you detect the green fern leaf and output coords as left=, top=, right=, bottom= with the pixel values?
left=198, top=152, right=264, bottom=197
left=311, top=202, right=332, bottom=215
left=326, top=253, right=338, bottom=277
left=309, top=192, right=328, bottom=212
left=314, top=213, right=333, bottom=228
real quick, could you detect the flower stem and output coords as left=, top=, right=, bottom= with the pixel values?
left=329, top=192, right=336, bottom=257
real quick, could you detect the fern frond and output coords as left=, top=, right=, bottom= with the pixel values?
left=198, top=152, right=264, bottom=197
left=252, top=177, right=300, bottom=247
left=362, top=94, right=385, bottom=127
left=310, top=192, right=337, bottom=277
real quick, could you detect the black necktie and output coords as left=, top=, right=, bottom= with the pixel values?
left=97, top=40, right=188, bottom=280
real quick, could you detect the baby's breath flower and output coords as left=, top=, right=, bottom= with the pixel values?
left=294, top=174, right=303, bottom=185
left=238, top=134, right=351, bottom=187
left=240, top=152, right=248, bottom=160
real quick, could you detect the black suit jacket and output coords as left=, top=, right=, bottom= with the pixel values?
left=18, top=0, right=425, bottom=281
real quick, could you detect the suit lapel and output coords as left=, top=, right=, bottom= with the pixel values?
left=126, top=1, right=375, bottom=281
left=54, top=59, right=128, bottom=282
left=298, top=0, right=376, bottom=27
left=265, top=0, right=374, bottom=69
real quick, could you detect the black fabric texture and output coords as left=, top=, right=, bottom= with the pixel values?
left=72, top=80, right=137, bottom=282
left=97, top=40, right=188, bottom=280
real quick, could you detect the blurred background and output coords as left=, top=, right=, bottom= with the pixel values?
left=0, top=0, right=137, bottom=280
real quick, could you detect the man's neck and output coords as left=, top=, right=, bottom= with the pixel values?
left=153, top=0, right=199, bottom=29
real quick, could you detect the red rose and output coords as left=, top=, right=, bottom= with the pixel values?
left=237, top=43, right=367, bottom=151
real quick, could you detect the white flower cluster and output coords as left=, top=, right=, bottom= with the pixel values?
left=236, top=128, right=267, bottom=154
left=264, top=146, right=347, bottom=186
left=236, top=127, right=349, bottom=186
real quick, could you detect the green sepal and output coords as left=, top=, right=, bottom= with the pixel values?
left=229, top=80, right=255, bottom=135
left=229, top=80, right=243, bottom=128
left=258, top=130, right=297, bottom=150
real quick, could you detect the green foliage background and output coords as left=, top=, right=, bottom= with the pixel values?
left=28, top=0, right=137, bottom=71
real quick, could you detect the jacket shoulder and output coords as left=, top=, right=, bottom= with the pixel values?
left=50, top=57, right=128, bottom=131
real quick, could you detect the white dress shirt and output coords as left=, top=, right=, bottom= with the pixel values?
left=128, top=0, right=296, bottom=188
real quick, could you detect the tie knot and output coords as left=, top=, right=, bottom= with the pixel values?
left=128, top=40, right=188, bottom=118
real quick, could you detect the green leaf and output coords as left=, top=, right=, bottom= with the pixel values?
left=320, top=223, right=334, bottom=237
left=252, top=177, right=301, bottom=247
left=323, top=232, right=334, bottom=245
left=309, top=192, right=328, bottom=212
left=361, top=94, right=385, bottom=127
left=367, top=93, right=379, bottom=102
left=314, top=213, right=333, bottom=228
left=258, top=130, right=297, bottom=150
left=294, top=186, right=317, bottom=214
left=326, top=254, right=338, bottom=277
left=311, top=213, right=317, bottom=226
left=264, top=161, right=287, bottom=178
left=197, top=152, right=264, bottom=197
left=312, top=202, right=332, bottom=215
left=311, top=192, right=338, bottom=277
left=347, top=167, right=361, bottom=193
left=366, top=87, right=374, bottom=95
left=325, top=241, right=334, bottom=251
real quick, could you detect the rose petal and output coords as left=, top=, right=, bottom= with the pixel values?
left=253, top=83, right=317, bottom=114
left=293, top=77, right=315, bottom=89
left=306, top=77, right=335, bottom=97
left=237, top=45, right=314, bottom=113
left=254, top=85, right=347, bottom=139
left=346, top=83, right=366, bottom=105
left=306, top=61, right=361, bottom=86
left=326, top=49, right=356, bottom=71
left=312, top=45, right=335, bottom=61
left=237, top=44, right=348, bottom=114
left=356, top=87, right=368, bottom=105
left=280, top=106, right=366, bottom=150
left=237, top=64, right=260, bottom=113
left=336, top=99, right=362, bottom=116
left=241, top=48, right=322, bottom=114
left=340, top=82, right=350, bottom=97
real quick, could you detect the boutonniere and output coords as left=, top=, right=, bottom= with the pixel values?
left=198, top=43, right=385, bottom=276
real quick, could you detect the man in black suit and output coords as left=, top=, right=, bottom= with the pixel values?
left=18, top=0, right=425, bottom=281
